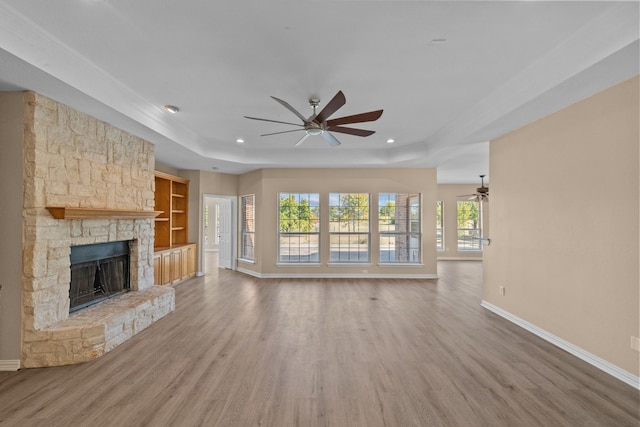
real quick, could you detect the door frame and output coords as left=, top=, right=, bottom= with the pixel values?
left=202, top=194, right=237, bottom=273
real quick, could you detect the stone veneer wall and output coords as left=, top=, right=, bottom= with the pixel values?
left=21, top=92, right=174, bottom=368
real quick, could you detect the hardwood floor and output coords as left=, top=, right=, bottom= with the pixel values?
left=1, top=260, right=638, bottom=426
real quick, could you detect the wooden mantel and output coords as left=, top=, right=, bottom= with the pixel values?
left=46, top=207, right=163, bottom=220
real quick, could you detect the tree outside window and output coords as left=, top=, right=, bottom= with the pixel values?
left=329, top=193, right=370, bottom=262
left=278, top=193, right=320, bottom=262
left=457, top=201, right=480, bottom=251
left=436, top=200, right=444, bottom=251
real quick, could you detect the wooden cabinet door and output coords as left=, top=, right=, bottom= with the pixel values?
left=161, top=252, right=171, bottom=285
left=153, top=253, right=162, bottom=286
left=187, top=245, right=197, bottom=276
left=170, top=249, right=182, bottom=284
left=180, top=246, right=189, bottom=280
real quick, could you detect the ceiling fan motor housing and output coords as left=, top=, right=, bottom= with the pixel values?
left=305, top=122, right=324, bottom=135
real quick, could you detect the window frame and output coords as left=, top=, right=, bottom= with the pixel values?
left=436, top=200, right=444, bottom=252
left=457, top=200, right=481, bottom=251
left=240, top=194, right=255, bottom=261
left=378, top=193, right=422, bottom=264
left=277, top=192, right=321, bottom=264
left=328, top=192, right=371, bottom=264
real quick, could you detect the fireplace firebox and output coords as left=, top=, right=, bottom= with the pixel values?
left=69, top=241, right=131, bottom=312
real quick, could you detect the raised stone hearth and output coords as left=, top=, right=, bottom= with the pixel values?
left=21, top=92, right=175, bottom=368
left=23, top=285, right=174, bottom=367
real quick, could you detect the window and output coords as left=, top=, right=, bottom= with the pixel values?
left=436, top=200, right=444, bottom=251
left=329, top=193, right=370, bottom=262
left=457, top=201, right=481, bottom=251
left=240, top=194, right=255, bottom=260
left=379, top=193, right=421, bottom=263
left=278, top=193, right=320, bottom=263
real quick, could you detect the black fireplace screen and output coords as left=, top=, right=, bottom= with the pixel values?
left=69, top=241, right=130, bottom=312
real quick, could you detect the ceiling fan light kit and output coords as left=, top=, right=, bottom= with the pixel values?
left=459, top=174, right=489, bottom=202
left=244, top=90, right=383, bottom=147
left=305, top=122, right=324, bottom=136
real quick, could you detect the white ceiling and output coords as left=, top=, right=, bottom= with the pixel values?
left=0, top=1, right=637, bottom=183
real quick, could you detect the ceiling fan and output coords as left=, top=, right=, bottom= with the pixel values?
left=459, top=175, right=489, bottom=202
left=244, top=90, right=383, bottom=147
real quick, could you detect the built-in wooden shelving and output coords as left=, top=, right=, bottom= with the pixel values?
left=152, top=172, right=195, bottom=287
left=154, top=172, right=190, bottom=248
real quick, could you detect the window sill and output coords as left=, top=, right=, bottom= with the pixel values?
left=326, top=263, right=373, bottom=268
left=276, top=263, right=322, bottom=267
left=238, top=258, right=255, bottom=265
left=377, top=263, right=424, bottom=268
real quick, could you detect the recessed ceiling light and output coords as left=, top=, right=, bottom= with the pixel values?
left=386, top=139, right=395, bottom=144
left=163, top=105, right=179, bottom=114
left=236, top=138, right=245, bottom=143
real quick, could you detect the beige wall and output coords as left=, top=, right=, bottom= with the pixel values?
left=484, top=76, right=639, bottom=376
left=0, top=93, right=24, bottom=363
left=437, top=184, right=489, bottom=260
left=237, top=168, right=437, bottom=277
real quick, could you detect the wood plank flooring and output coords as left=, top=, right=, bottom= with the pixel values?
left=0, top=259, right=638, bottom=426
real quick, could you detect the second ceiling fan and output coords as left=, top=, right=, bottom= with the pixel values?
left=244, top=90, right=383, bottom=147
left=459, top=175, right=489, bottom=202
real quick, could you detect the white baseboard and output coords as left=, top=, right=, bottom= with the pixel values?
left=481, top=301, right=640, bottom=390
left=236, top=266, right=437, bottom=279
left=0, top=360, right=20, bottom=371
left=237, top=267, right=261, bottom=278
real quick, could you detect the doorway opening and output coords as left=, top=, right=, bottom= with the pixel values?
left=202, top=195, right=236, bottom=274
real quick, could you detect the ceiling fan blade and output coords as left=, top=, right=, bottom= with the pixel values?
left=314, top=90, right=346, bottom=124
left=294, top=133, right=311, bottom=147
left=327, top=126, right=375, bottom=137
left=270, top=96, right=308, bottom=123
left=244, top=116, right=304, bottom=127
left=326, top=110, right=383, bottom=126
left=322, top=131, right=342, bottom=147
left=261, top=129, right=306, bottom=137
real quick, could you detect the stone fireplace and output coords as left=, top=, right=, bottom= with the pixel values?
left=20, top=92, right=175, bottom=368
